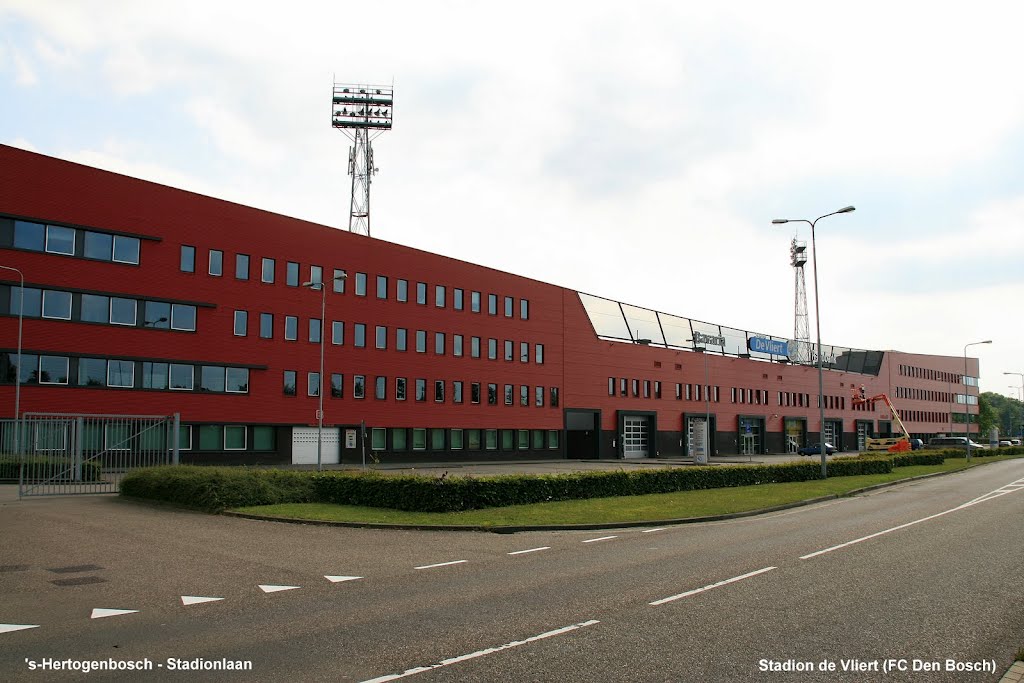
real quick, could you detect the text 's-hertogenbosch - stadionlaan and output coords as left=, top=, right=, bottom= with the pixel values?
left=0, top=144, right=983, bottom=465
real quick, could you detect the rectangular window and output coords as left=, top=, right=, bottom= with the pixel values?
left=391, top=428, right=407, bottom=451
left=287, top=262, right=299, bottom=287
left=376, top=376, right=386, bottom=400
left=209, top=250, right=223, bottom=276
left=10, top=286, right=41, bottom=317
left=235, top=254, right=250, bottom=280
left=376, top=325, right=387, bottom=349
left=283, top=370, right=296, bottom=396
left=397, top=279, right=408, bottom=302
left=81, top=294, right=110, bottom=323
left=485, top=429, right=498, bottom=450
left=199, top=425, right=223, bottom=451
left=253, top=426, right=275, bottom=451
left=355, top=272, right=367, bottom=296
left=260, top=313, right=273, bottom=339
left=520, top=342, right=529, bottom=363
left=471, top=291, right=481, bottom=313
left=331, top=373, right=343, bottom=398
left=262, top=257, right=275, bottom=283
left=310, top=265, right=322, bottom=286
left=676, top=383, right=682, bottom=400
left=550, top=387, right=559, bottom=407
left=487, top=383, right=497, bottom=405
left=453, top=381, right=463, bottom=403
left=377, top=275, right=388, bottom=299
left=77, top=358, right=106, bottom=386
left=142, top=362, right=168, bottom=390
left=488, top=293, right=497, bottom=315
left=532, top=430, right=545, bottom=449
left=621, top=378, right=628, bottom=397
left=453, top=335, right=463, bottom=357
left=488, top=338, right=497, bottom=360
left=354, top=323, right=366, bottom=347
left=84, top=232, right=112, bottom=260
left=415, top=378, right=426, bottom=401
left=535, top=344, right=544, bottom=364
left=434, top=380, right=445, bottom=402
left=521, top=385, right=529, bottom=406
left=536, top=386, right=544, bottom=407
left=467, top=382, right=481, bottom=404
left=333, top=269, right=346, bottom=293
left=109, top=297, right=137, bottom=326
left=395, top=377, right=406, bottom=401
left=370, top=427, right=386, bottom=451
left=42, top=290, right=72, bottom=320
left=45, top=226, right=75, bottom=255
left=416, top=330, right=426, bottom=353
left=224, top=425, right=247, bottom=450
left=467, top=429, right=481, bottom=450
left=396, top=328, right=407, bottom=351
left=609, top=377, right=615, bottom=396
left=547, top=430, right=559, bottom=449
left=431, top=428, right=445, bottom=450
left=435, top=332, right=445, bottom=355
left=655, top=381, right=662, bottom=399
left=471, top=337, right=481, bottom=358
left=234, top=310, right=248, bottom=336
left=501, top=429, right=514, bottom=450
left=504, top=296, right=513, bottom=318
left=450, top=429, right=464, bottom=450
left=435, top=285, right=445, bottom=308
left=643, top=380, right=651, bottom=398
left=13, top=220, right=45, bottom=251
left=521, top=299, right=529, bottom=320
left=201, top=366, right=226, bottom=392
left=170, top=364, right=194, bottom=390
left=112, top=235, right=140, bottom=264
left=309, top=318, right=322, bottom=343
left=332, top=321, right=344, bottom=345
left=504, top=340, right=513, bottom=361
left=504, top=384, right=513, bottom=405
left=285, top=315, right=298, bottom=341
left=412, top=428, right=426, bottom=450
left=454, top=288, right=464, bottom=310
left=308, top=372, right=320, bottom=397
left=416, top=282, right=427, bottom=305
left=226, top=367, right=248, bottom=393
left=518, top=429, right=529, bottom=450
left=174, top=425, right=193, bottom=451
left=169, top=303, right=196, bottom=331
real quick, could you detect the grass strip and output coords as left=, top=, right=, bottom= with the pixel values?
left=232, top=457, right=999, bottom=528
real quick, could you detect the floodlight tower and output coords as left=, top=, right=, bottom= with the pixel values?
left=790, top=237, right=811, bottom=364
left=331, top=82, right=393, bottom=237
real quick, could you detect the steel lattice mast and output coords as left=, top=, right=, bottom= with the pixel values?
left=790, top=238, right=810, bottom=364
left=331, top=82, right=393, bottom=237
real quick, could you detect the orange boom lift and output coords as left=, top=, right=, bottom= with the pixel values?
left=852, top=389, right=912, bottom=452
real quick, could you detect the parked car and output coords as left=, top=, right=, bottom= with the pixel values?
left=1012, top=439, right=1022, bottom=446
left=798, top=442, right=836, bottom=456
left=999, top=440, right=1013, bottom=447
left=927, top=436, right=984, bottom=449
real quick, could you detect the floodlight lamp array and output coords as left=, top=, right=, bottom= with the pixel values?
left=332, top=83, right=394, bottom=130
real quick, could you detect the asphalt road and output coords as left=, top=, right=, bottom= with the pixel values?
left=1, top=460, right=1022, bottom=682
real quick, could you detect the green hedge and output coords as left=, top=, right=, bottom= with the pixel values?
left=0, top=455, right=102, bottom=482
left=122, top=456, right=896, bottom=513
left=890, top=452, right=946, bottom=467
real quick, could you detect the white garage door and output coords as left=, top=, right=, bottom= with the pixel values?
left=623, top=416, right=649, bottom=458
left=291, top=427, right=341, bottom=465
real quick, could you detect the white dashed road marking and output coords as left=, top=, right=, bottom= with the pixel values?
left=649, top=566, right=777, bottom=606
left=582, top=536, right=617, bottom=544
left=181, top=596, right=224, bottom=606
left=1, top=624, right=40, bottom=634
left=90, top=608, right=139, bottom=619
left=414, top=560, right=467, bottom=570
left=359, top=619, right=601, bottom=683
left=507, top=547, right=550, bottom=556
left=641, top=528, right=665, bottom=533
left=259, top=585, right=301, bottom=593
left=325, top=575, right=364, bottom=583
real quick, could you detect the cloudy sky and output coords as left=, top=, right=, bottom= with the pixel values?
left=2, top=1, right=1022, bottom=396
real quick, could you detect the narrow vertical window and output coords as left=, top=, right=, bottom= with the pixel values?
left=233, top=310, right=248, bottom=336
left=208, top=250, right=223, bottom=276
left=180, top=245, right=196, bottom=273
left=235, top=254, right=250, bottom=280
left=262, top=257, right=275, bottom=283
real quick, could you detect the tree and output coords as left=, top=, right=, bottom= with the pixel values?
left=980, top=392, right=1024, bottom=439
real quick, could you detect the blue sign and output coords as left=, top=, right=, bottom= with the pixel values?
left=748, top=337, right=789, bottom=357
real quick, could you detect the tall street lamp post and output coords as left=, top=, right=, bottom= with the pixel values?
left=772, top=206, right=855, bottom=478
left=1003, top=372, right=1023, bottom=440
left=303, top=272, right=347, bottom=471
left=1, top=265, right=24, bottom=454
left=962, top=340, right=992, bottom=461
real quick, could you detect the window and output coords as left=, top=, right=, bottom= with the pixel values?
left=202, top=366, right=226, bottom=392
left=234, top=310, right=248, bottom=336
left=209, top=250, right=223, bottom=276
left=42, top=290, right=72, bottom=320
left=376, top=326, right=387, bottom=349
left=468, top=382, right=479, bottom=404
left=332, top=321, right=344, bottom=345
left=144, top=301, right=170, bottom=329
left=307, top=372, right=320, bottom=397
left=471, top=291, right=481, bottom=313
left=396, top=328, right=407, bottom=351
left=111, top=235, right=140, bottom=264
left=471, top=337, right=481, bottom=358
left=655, top=381, right=662, bottom=399
left=412, top=428, right=426, bottom=450
left=285, top=316, right=298, bottom=341
left=488, top=338, right=497, bottom=360
left=46, top=226, right=75, bottom=255
left=262, top=258, right=275, bottom=283
left=84, top=232, right=112, bottom=260
left=391, top=428, right=407, bottom=451
left=609, top=378, right=615, bottom=396
left=431, top=428, right=445, bottom=450
left=454, top=335, right=463, bottom=357
left=377, top=275, right=388, bottom=299
left=451, top=429, right=464, bottom=450
left=376, top=376, right=386, bottom=400
left=504, top=340, right=513, bottom=361
left=81, top=294, right=110, bottom=323
left=504, top=296, right=513, bottom=317
left=199, top=426, right=223, bottom=451
left=435, top=285, right=445, bottom=308
left=354, top=375, right=366, bottom=399
left=224, top=426, right=247, bottom=451
left=518, top=429, right=529, bottom=450
left=13, top=220, right=45, bottom=251
left=435, top=380, right=445, bottom=402
left=416, top=282, right=427, bottom=305
left=536, top=386, right=544, bottom=407
left=310, top=265, right=322, bottom=286
left=108, top=297, right=136, bottom=326
left=174, top=425, right=193, bottom=451
left=169, top=364, right=193, bottom=390
left=643, top=380, right=651, bottom=398
left=397, top=279, right=408, bottom=302
left=536, top=344, right=544, bottom=364
left=331, top=373, right=343, bottom=398
left=309, top=318, right=322, bottom=343
left=333, top=269, right=346, bottom=293
left=620, top=378, right=627, bottom=397
left=487, top=383, right=497, bottom=405
left=454, top=288, right=464, bottom=310
left=467, top=429, right=481, bottom=451
left=504, top=384, right=513, bottom=405
left=260, top=313, right=273, bottom=339
left=77, top=358, right=106, bottom=386
left=235, top=254, right=250, bottom=280
left=453, top=381, right=463, bottom=403
left=395, top=377, right=407, bottom=401
left=355, top=272, right=367, bottom=296
left=521, top=385, right=529, bottom=406
left=435, top=332, right=445, bottom=355
left=520, top=342, right=529, bottom=363
left=142, top=362, right=169, bottom=390
left=532, top=430, right=545, bottom=449
left=521, top=299, right=529, bottom=320
left=488, top=293, right=497, bottom=315
left=10, top=286, right=41, bottom=317
left=485, top=430, right=498, bottom=450
left=354, top=323, right=366, bottom=348
left=287, top=262, right=299, bottom=287
left=371, top=428, right=386, bottom=451
left=550, top=387, right=559, bottom=407
left=38, top=355, right=69, bottom=384
left=105, top=360, right=133, bottom=388
left=8, top=353, right=37, bottom=384
left=415, top=378, right=427, bottom=402
left=170, top=304, right=196, bottom=331
left=416, top=330, right=426, bottom=353
left=501, top=429, right=514, bottom=450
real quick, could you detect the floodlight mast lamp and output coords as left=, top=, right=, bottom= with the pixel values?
left=331, top=82, right=394, bottom=237
left=772, top=206, right=855, bottom=478
left=303, top=272, right=348, bottom=471
left=961, top=340, right=992, bottom=461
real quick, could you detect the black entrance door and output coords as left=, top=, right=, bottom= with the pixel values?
left=565, top=409, right=600, bottom=459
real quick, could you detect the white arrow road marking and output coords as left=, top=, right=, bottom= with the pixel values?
left=90, top=608, right=139, bottom=619
left=181, top=596, right=224, bottom=606
left=325, top=576, right=363, bottom=583
left=259, top=585, right=301, bottom=593
left=1, top=624, right=40, bottom=634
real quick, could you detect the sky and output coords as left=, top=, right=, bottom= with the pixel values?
left=1, top=0, right=1022, bottom=397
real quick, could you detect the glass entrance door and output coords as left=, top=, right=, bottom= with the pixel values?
left=739, top=418, right=761, bottom=455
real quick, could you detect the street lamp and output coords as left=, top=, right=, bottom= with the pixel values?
left=0, top=265, right=24, bottom=455
left=772, top=206, right=855, bottom=477
left=302, top=272, right=347, bottom=471
left=686, top=339, right=711, bottom=463
left=963, top=340, right=992, bottom=461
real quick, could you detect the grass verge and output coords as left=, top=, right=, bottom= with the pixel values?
left=231, top=457, right=1004, bottom=528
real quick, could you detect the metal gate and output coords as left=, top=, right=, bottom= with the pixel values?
left=3, top=413, right=180, bottom=497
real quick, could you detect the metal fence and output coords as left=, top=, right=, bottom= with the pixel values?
left=1, top=413, right=179, bottom=497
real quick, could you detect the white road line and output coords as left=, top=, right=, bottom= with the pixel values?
left=90, top=608, right=138, bottom=619
left=801, top=479, right=1024, bottom=560
left=414, top=560, right=467, bottom=570
left=181, top=596, right=224, bottom=606
left=259, top=584, right=301, bottom=593
left=325, top=575, right=364, bottom=583
left=582, top=536, right=618, bottom=543
left=641, top=528, right=666, bottom=533
left=1, top=624, right=40, bottom=634
left=359, top=619, right=600, bottom=683
left=507, top=547, right=550, bottom=556
left=649, top=566, right=777, bottom=606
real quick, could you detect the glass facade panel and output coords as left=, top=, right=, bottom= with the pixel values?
left=10, top=286, right=41, bottom=317
left=13, top=220, right=45, bottom=250
left=81, top=294, right=110, bottom=323
left=170, top=364, right=194, bottom=390
left=260, top=313, right=273, bottom=338
left=199, top=425, right=222, bottom=451
left=226, top=367, right=249, bottom=393
left=42, top=290, right=72, bottom=319
left=144, top=301, right=171, bottom=329
left=83, top=231, right=113, bottom=260
left=112, top=236, right=140, bottom=264
left=287, top=261, right=299, bottom=287
left=262, top=258, right=275, bottom=283
left=224, top=426, right=246, bottom=450
left=109, top=297, right=137, bottom=326
left=107, top=360, right=134, bottom=388
left=253, top=426, right=275, bottom=451
left=170, top=304, right=196, bottom=331
left=39, top=355, right=69, bottom=384
left=235, top=254, right=250, bottom=280
left=46, top=225, right=76, bottom=255
left=77, top=358, right=106, bottom=386
left=201, top=366, right=226, bottom=392
left=143, top=362, right=169, bottom=390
